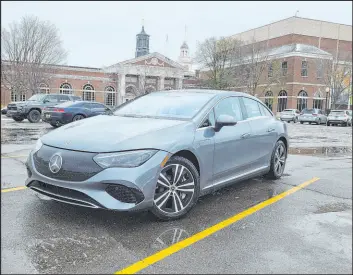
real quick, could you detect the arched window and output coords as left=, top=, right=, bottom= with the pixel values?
left=264, top=91, right=273, bottom=111
left=104, top=86, right=116, bottom=106
left=82, top=84, right=95, bottom=101
left=297, top=90, right=308, bottom=111
left=313, top=90, right=324, bottom=109
left=125, top=85, right=137, bottom=102
left=38, top=83, right=50, bottom=94
left=10, top=90, right=17, bottom=102
left=277, top=90, right=287, bottom=112
left=60, top=83, right=73, bottom=95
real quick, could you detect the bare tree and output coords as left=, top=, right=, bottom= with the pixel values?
left=195, top=37, right=242, bottom=90
left=236, top=40, right=280, bottom=96
left=1, top=15, right=67, bottom=97
left=320, top=53, right=352, bottom=109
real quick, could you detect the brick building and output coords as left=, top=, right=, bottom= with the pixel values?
left=1, top=25, right=186, bottom=107
left=228, top=16, right=352, bottom=112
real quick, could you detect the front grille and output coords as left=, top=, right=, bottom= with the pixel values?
left=106, top=184, right=144, bottom=204
left=28, top=180, right=102, bottom=208
left=33, top=145, right=103, bottom=182
left=7, top=104, right=17, bottom=111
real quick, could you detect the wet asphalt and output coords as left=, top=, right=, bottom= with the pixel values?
left=1, top=116, right=352, bottom=274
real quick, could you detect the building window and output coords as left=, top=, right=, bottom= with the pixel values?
left=82, top=84, right=95, bottom=101
left=277, top=90, right=287, bottom=112
left=10, top=91, right=17, bottom=102
left=104, top=86, right=115, bottom=106
left=313, top=91, right=324, bottom=109
left=316, top=61, right=323, bottom=78
left=20, top=93, right=26, bottom=101
left=264, top=91, right=273, bottom=111
left=301, top=61, right=308, bottom=77
left=60, top=83, right=73, bottom=94
left=268, top=63, right=273, bottom=77
left=297, top=90, right=308, bottom=111
left=281, top=61, right=288, bottom=76
left=38, top=83, right=50, bottom=94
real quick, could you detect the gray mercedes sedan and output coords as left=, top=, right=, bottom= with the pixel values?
left=25, top=90, right=289, bottom=220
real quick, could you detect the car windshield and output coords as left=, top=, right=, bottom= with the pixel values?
left=114, top=92, right=214, bottom=120
left=27, top=94, right=46, bottom=101
left=330, top=111, right=345, bottom=115
left=302, top=109, right=317, bottom=114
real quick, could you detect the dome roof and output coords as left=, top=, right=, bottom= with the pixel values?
left=180, top=42, right=189, bottom=49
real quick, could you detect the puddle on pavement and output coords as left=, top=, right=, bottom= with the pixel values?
left=289, top=146, right=352, bottom=157
left=1, top=127, right=51, bottom=144
left=314, top=203, right=351, bottom=214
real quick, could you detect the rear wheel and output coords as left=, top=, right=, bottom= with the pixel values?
left=50, top=122, right=60, bottom=128
left=300, top=121, right=303, bottom=124
left=13, top=117, right=24, bottom=122
left=265, top=140, right=287, bottom=180
left=151, top=156, right=200, bottom=221
left=27, top=109, right=41, bottom=123
left=72, top=114, right=85, bottom=121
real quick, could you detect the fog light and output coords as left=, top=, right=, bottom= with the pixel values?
left=106, top=184, right=144, bottom=204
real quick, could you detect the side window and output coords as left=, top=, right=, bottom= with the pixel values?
left=83, top=103, right=92, bottom=109
left=258, top=103, right=273, bottom=117
left=199, top=109, right=215, bottom=128
left=242, top=97, right=262, bottom=118
left=45, top=95, right=59, bottom=103
left=58, top=95, right=70, bottom=102
left=214, top=97, right=243, bottom=121
left=91, top=103, right=104, bottom=108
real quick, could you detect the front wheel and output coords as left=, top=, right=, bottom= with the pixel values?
left=150, top=156, right=200, bottom=221
left=265, top=140, right=287, bottom=180
left=27, top=109, right=41, bottom=123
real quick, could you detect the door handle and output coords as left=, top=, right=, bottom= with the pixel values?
left=241, top=133, right=251, bottom=139
left=267, top=128, right=275, bottom=132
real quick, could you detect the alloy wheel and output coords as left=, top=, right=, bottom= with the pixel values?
left=274, top=143, right=286, bottom=176
left=154, top=164, right=195, bottom=214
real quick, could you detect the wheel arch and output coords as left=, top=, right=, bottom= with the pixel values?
left=277, top=135, right=289, bottom=156
left=29, top=107, right=42, bottom=114
left=172, top=150, right=200, bottom=176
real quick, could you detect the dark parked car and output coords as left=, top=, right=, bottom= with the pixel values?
left=7, top=94, right=82, bottom=123
left=42, top=101, right=113, bottom=127
left=1, top=108, right=7, bottom=115
left=26, top=90, right=289, bottom=220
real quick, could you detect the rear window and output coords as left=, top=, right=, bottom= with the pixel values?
left=282, top=109, right=294, bottom=113
left=302, top=109, right=317, bottom=114
left=330, top=111, right=345, bottom=115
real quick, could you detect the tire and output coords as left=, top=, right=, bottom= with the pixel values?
left=13, top=117, right=24, bottom=122
left=317, top=119, right=321, bottom=125
left=265, top=140, right=287, bottom=180
left=27, top=109, right=41, bottom=123
left=72, top=114, right=85, bottom=121
left=150, top=156, right=200, bottom=221
left=300, top=121, right=303, bottom=124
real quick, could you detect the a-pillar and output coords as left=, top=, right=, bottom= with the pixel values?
left=176, top=78, right=183, bottom=89
left=158, top=76, right=165, bottom=91
left=118, top=74, right=125, bottom=105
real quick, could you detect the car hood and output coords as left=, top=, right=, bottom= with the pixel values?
left=9, top=101, right=39, bottom=106
left=41, top=115, right=195, bottom=153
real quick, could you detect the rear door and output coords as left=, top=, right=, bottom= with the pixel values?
left=240, top=97, right=277, bottom=169
left=90, top=103, right=107, bottom=115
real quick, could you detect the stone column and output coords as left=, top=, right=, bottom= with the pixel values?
left=158, top=76, right=165, bottom=91
left=118, top=74, right=125, bottom=105
left=176, top=78, right=183, bottom=90
left=138, top=74, right=145, bottom=93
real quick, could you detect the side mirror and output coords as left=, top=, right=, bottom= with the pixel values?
left=214, top=114, right=237, bottom=132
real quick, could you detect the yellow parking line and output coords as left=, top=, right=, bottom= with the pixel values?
left=1, top=186, right=27, bottom=193
left=114, top=177, right=320, bottom=274
left=1, top=155, right=28, bottom=159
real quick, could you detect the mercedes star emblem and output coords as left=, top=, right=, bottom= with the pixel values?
left=49, top=153, right=63, bottom=174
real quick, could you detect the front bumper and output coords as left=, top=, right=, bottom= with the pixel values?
left=7, top=110, right=25, bottom=118
left=327, top=119, right=348, bottom=124
left=25, top=149, right=170, bottom=211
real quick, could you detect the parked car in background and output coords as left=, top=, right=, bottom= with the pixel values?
left=298, top=108, right=327, bottom=125
left=42, top=101, right=113, bottom=127
left=7, top=94, right=81, bottom=123
left=327, top=110, right=352, bottom=126
left=279, top=109, right=300, bottom=123
left=1, top=108, right=7, bottom=115
left=26, top=90, right=289, bottom=220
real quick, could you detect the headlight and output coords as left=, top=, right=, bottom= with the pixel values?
left=33, top=139, right=42, bottom=153
left=93, top=149, right=158, bottom=168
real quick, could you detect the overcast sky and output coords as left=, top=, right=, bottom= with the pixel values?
left=1, top=1, right=352, bottom=68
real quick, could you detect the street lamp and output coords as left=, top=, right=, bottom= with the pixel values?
left=325, top=87, right=330, bottom=112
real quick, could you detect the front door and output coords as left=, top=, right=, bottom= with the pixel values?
left=212, top=97, right=253, bottom=189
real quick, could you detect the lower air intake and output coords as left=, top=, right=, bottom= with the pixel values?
left=106, top=184, right=144, bottom=204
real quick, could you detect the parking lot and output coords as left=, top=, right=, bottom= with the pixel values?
left=1, top=116, right=352, bottom=274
